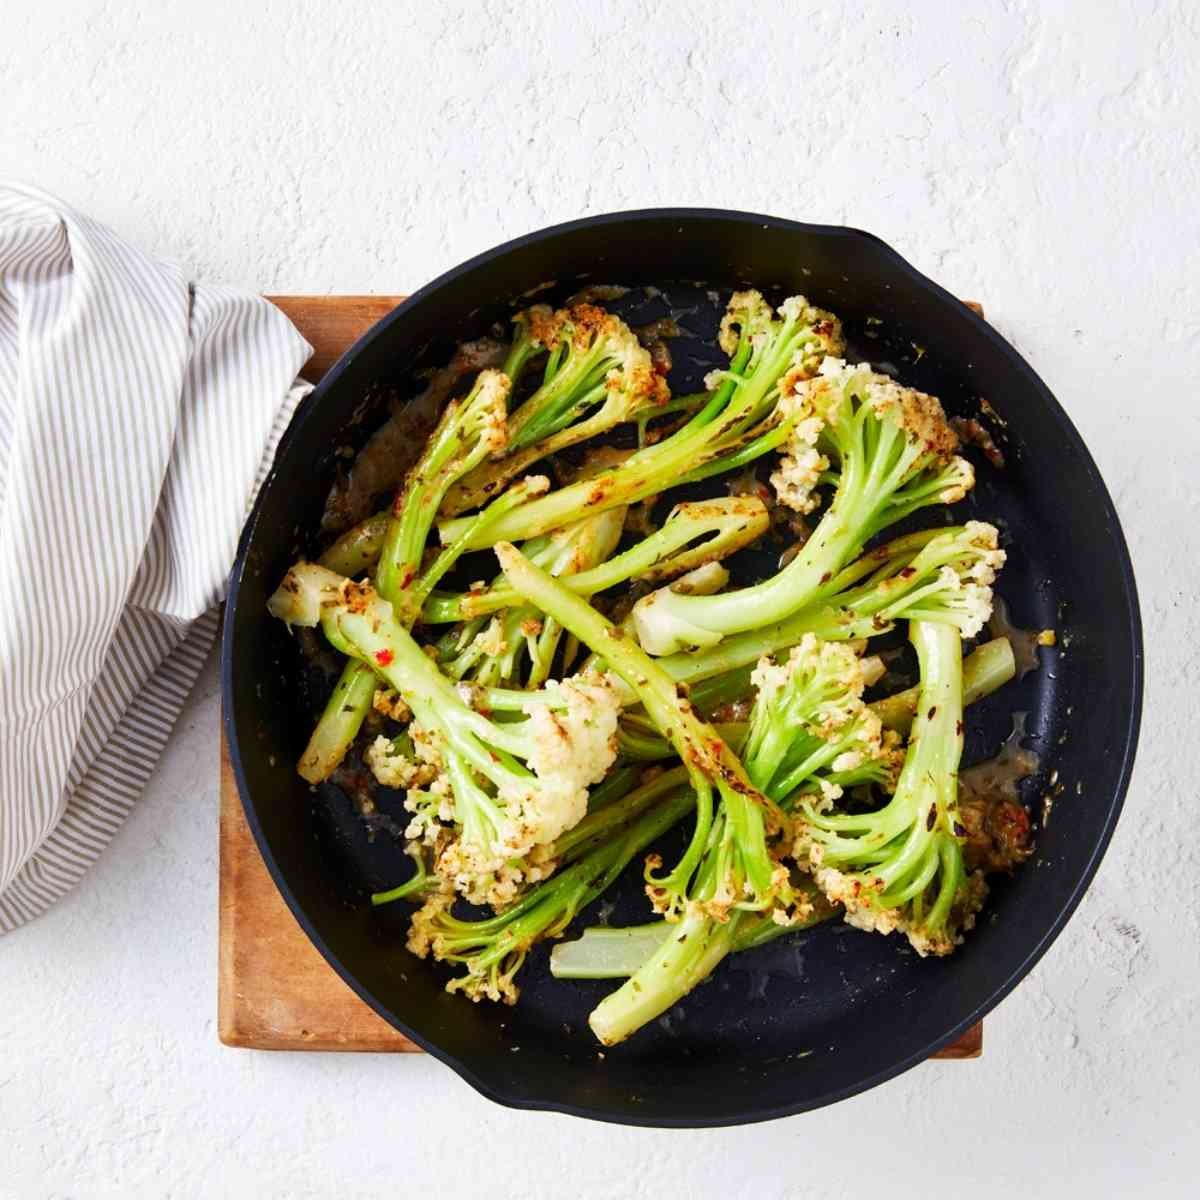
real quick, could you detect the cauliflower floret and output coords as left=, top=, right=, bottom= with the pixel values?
left=405, top=892, right=452, bottom=960
left=929, top=564, right=996, bottom=640
left=938, top=456, right=975, bottom=504
left=433, top=838, right=559, bottom=911
left=750, top=634, right=867, bottom=739
left=961, top=520, right=1007, bottom=584
left=804, top=358, right=961, bottom=466
left=718, top=289, right=776, bottom=356
left=496, top=673, right=622, bottom=853
left=599, top=315, right=670, bottom=415
left=403, top=774, right=455, bottom=844
left=809, top=865, right=904, bottom=936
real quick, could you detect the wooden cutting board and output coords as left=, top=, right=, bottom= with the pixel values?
left=217, top=293, right=984, bottom=1060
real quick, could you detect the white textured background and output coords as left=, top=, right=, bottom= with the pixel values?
left=3, top=1, right=1199, bottom=1196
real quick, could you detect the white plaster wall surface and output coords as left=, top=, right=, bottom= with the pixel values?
left=1, top=1, right=1197, bottom=1195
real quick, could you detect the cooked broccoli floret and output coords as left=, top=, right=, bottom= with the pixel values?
left=376, top=367, right=511, bottom=622
left=268, top=563, right=622, bottom=906
left=442, top=304, right=670, bottom=516
left=741, top=636, right=900, bottom=804
left=293, top=473, right=550, bottom=784
left=794, top=620, right=989, bottom=956
left=436, top=291, right=843, bottom=549
left=405, top=768, right=694, bottom=1003
left=585, top=634, right=893, bottom=1046
left=631, top=357, right=976, bottom=655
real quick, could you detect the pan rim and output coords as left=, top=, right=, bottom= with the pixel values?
left=221, top=207, right=1143, bottom=1127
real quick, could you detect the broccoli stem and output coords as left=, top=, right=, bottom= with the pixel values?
left=443, top=306, right=674, bottom=517
left=319, top=512, right=390, bottom=577
left=655, top=637, right=1016, bottom=755
left=370, top=846, right=435, bottom=906
left=296, top=478, right=551, bottom=784
left=499, top=313, right=543, bottom=387
left=550, top=922, right=675, bottom=979
left=618, top=720, right=744, bottom=762
left=376, top=370, right=508, bottom=622
left=438, top=408, right=749, bottom=549
left=643, top=524, right=1000, bottom=688
left=874, top=636, right=1016, bottom=733
left=589, top=904, right=745, bottom=1045
left=550, top=884, right=835, bottom=979
left=629, top=369, right=977, bottom=655
left=423, top=497, right=768, bottom=625
left=587, top=636, right=883, bottom=1044
left=297, top=660, right=379, bottom=785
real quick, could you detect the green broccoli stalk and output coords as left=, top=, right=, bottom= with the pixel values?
left=631, top=359, right=977, bottom=655
left=294, top=660, right=382, bottom=785
left=375, top=368, right=511, bottom=623
left=493, top=541, right=780, bottom=921
left=653, top=522, right=1005, bottom=692
left=437, top=291, right=843, bottom=549
left=407, top=778, right=696, bottom=1004
left=795, top=620, right=988, bottom=956
left=319, top=511, right=391, bottom=578
left=294, top=474, right=549, bottom=784
left=550, top=880, right=837, bottom=979
left=740, top=636, right=900, bottom=804
left=268, top=563, right=622, bottom=907
left=442, top=304, right=671, bottom=516
left=584, top=635, right=892, bottom=1046
left=874, top=635, right=1016, bottom=734
left=423, top=495, right=769, bottom=626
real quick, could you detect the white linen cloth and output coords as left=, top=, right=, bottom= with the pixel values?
left=0, top=183, right=311, bottom=931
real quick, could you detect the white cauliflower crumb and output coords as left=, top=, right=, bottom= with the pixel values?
left=365, top=735, right=435, bottom=790
left=769, top=388, right=828, bottom=513
left=372, top=688, right=411, bottom=723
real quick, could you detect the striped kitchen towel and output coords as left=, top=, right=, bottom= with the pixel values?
left=0, top=183, right=311, bottom=932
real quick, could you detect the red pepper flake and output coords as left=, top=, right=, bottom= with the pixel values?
left=374, top=649, right=394, bottom=666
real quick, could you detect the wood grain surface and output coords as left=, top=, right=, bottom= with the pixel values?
left=217, top=293, right=984, bottom=1060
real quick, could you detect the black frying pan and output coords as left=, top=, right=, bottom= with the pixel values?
left=221, top=210, right=1142, bottom=1126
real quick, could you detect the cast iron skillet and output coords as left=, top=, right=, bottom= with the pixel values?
left=222, top=210, right=1142, bottom=1126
